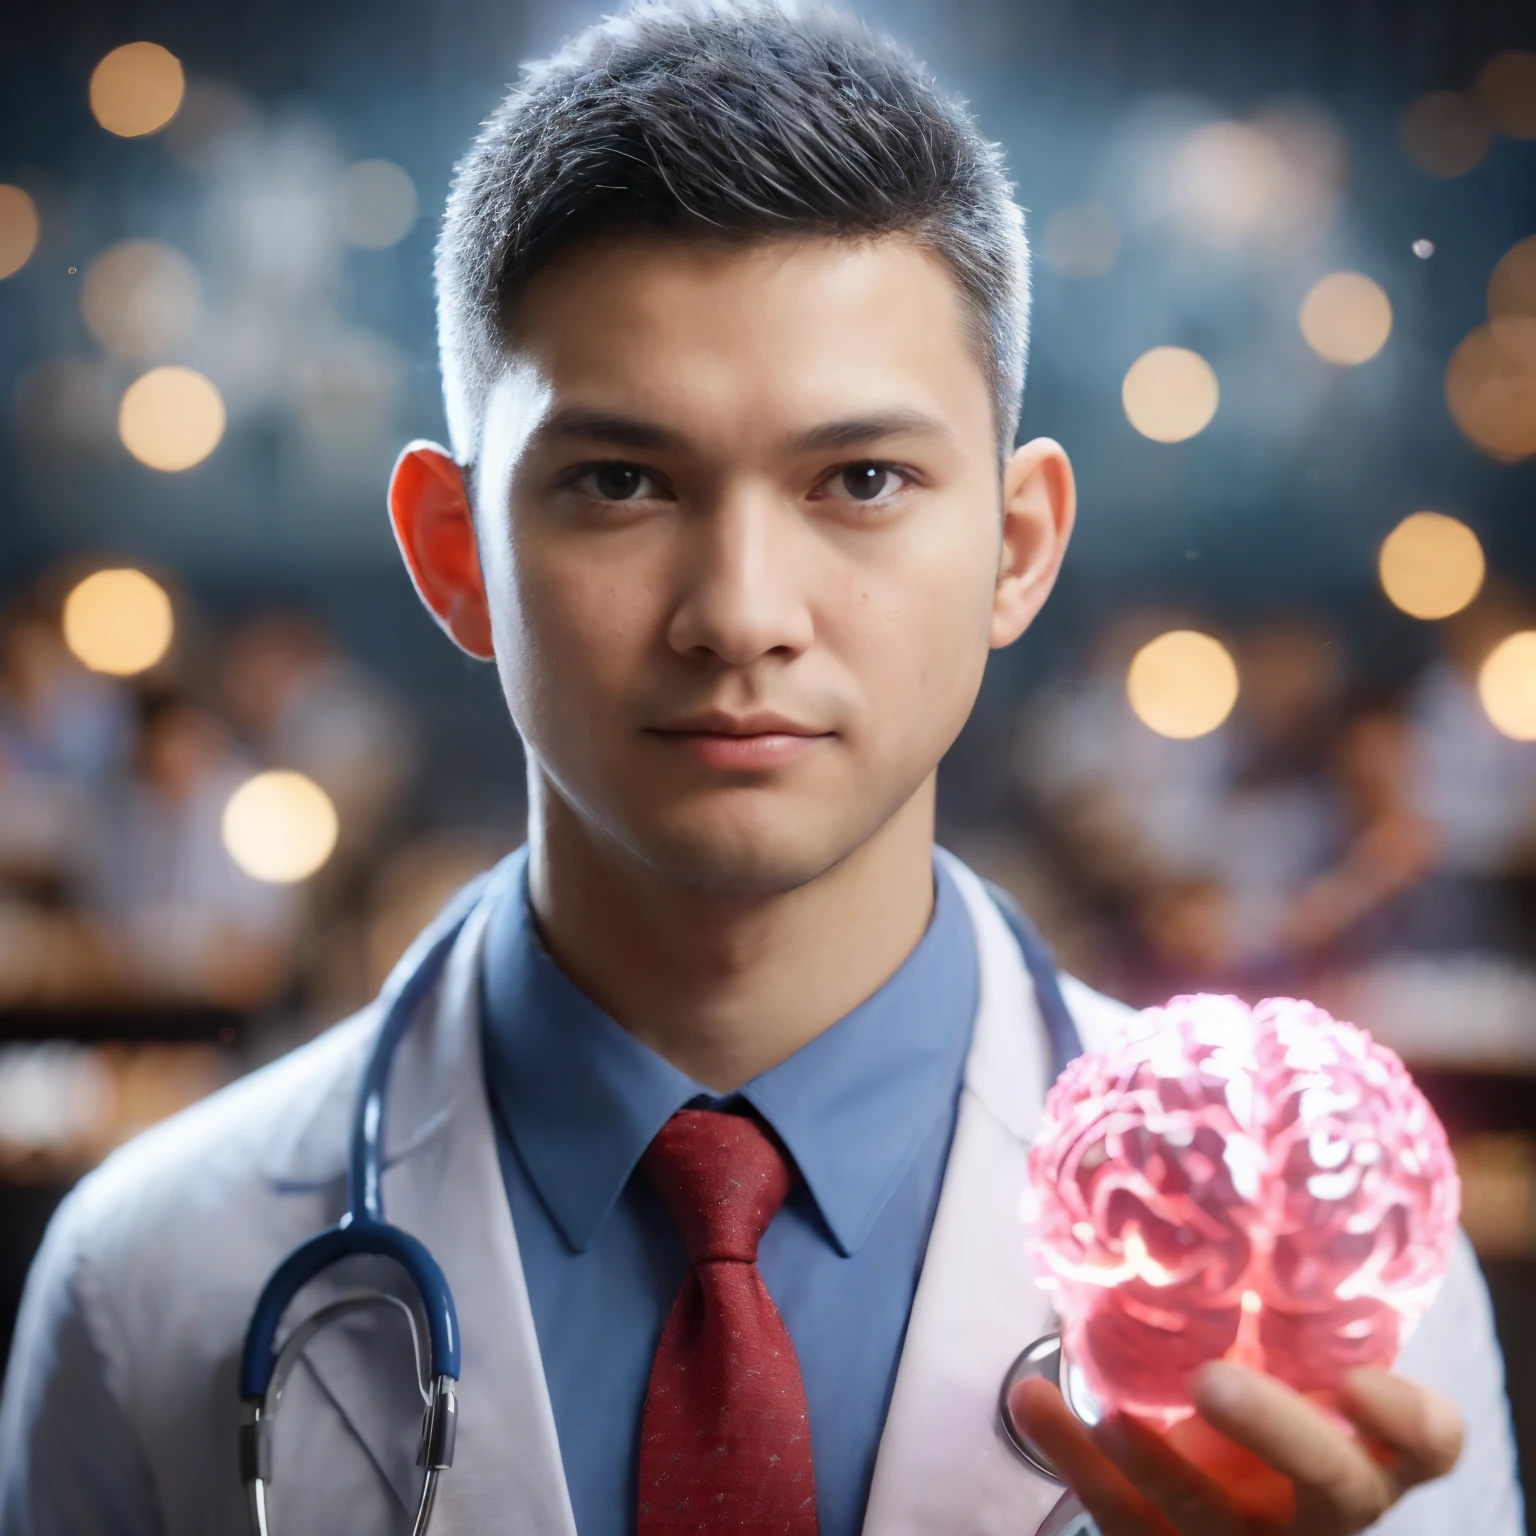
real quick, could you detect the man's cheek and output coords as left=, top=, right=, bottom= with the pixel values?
left=515, top=570, right=627, bottom=682
left=867, top=588, right=983, bottom=700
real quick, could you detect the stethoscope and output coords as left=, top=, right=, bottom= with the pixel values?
left=237, top=870, right=1087, bottom=1534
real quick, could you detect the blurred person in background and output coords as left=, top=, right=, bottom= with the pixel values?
left=90, top=690, right=296, bottom=1009
left=1138, top=617, right=1350, bottom=998
left=1213, top=618, right=1347, bottom=975
left=1406, top=584, right=1536, bottom=944
left=1017, top=614, right=1348, bottom=1000
left=222, top=612, right=415, bottom=874
left=219, top=611, right=422, bottom=1026
left=0, top=611, right=126, bottom=1006
left=1277, top=694, right=1441, bottom=974
left=0, top=607, right=133, bottom=788
left=1312, top=592, right=1536, bottom=1071
left=1018, top=609, right=1232, bottom=910
left=0, top=7, right=1518, bottom=1536
left=0, top=593, right=414, bottom=1020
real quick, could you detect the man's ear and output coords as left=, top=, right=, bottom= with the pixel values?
left=990, top=437, right=1077, bottom=650
left=388, top=441, right=496, bottom=660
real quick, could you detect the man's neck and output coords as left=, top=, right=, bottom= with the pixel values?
left=524, top=778, right=938, bottom=1091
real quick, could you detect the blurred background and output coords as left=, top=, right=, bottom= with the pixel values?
left=2, top=0, right=1535, bottom=1517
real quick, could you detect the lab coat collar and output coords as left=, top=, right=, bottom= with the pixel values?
left=379, top=884, right=578, bottom=1534
left=859, top=849, right=1069, bottom=1535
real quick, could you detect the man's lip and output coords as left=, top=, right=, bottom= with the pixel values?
left=649, top=712, right=830, bottom=738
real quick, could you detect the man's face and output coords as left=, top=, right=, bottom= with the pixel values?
left=472, top=235, right=1021, bottom=894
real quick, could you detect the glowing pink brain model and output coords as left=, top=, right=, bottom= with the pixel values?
left=1026, top=995, right=1460, bottom=1424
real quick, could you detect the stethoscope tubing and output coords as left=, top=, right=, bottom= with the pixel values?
left=239, top=872, right=494, bottom=1402
left=239, top=1217, right=461, bottom=1399
left=346, top=875, right=493, bottom=1225
left=981, top=880, right=1084, bottom=1086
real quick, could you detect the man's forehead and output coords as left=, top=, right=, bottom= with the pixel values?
left=492, top=233, right=992, bottom=447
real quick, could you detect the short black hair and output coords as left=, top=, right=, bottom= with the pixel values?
left=436, top=0, right=1030, bottom=460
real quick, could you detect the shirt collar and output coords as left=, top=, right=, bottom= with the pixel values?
left=480, top=848, right=977, bottom=1257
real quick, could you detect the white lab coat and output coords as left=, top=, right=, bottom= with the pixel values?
left=0, top=853, right=1524, bottom=1535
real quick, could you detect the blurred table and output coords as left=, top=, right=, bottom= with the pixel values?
left=0, top=1002, right=244, bottom=1044
left=0, top=1004, right=244, bottom=1362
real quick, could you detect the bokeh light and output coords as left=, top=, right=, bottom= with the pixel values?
left=1379, top=513, right=1486, bottom=620
left=89, top=42, right=185, bottom=138
left=1489, top=236, right=1536, bottom=316
left=0, top=186, right=40, bottom=281
left=117, top=366, right=226, bottom=471
left=1158, top=111, right=1344, bottom=253
left=62, top=568, right=174, bottom=676
left=1122, top=347, right=1219, bottom=443
left=340, top=159, right=418, bottom=249
left=1040, top=202, right=1119, bottom=279
left=1445, top=325, right=1536, bottom=462
left=221, top=770, right=339, bottom=883
left=1488, top=236, right=1536, bottom=372
left=1478, top=632, right=1536, bottom=741
left=1299, top=272, right=1393, bottom=365
left=1400, top=91, right=1491, bottom=177
left=1126, top=630, right=1239, bottom=739
left=80, top=241, right=200, bottom=361
left=1475, top=51, right=1536, bottom=140
left=1171, top=121, right=1286, bottom=249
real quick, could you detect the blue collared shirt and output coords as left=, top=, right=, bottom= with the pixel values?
left=479, top=851, right=978, bottom=1536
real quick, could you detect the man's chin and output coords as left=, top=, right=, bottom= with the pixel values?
left=618, top=809, right=861, bottom=899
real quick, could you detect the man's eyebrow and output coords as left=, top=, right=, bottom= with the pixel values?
left=792, top=409, right=954, bottom=453
left=532, top=405, right=954, bottom=455
left=535, top=408, right=686, bottom=451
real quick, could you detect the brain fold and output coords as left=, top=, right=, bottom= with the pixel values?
left=1026, top=994, right=1459, bottom=1422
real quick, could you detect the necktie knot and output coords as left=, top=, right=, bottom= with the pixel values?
left=640, top=1108, right=792, bottom=1265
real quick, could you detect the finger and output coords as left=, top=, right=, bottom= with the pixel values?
left=1009, top=1378, right=1176, bottom=1536
left=1192, top=1363, right=1392, bottom=1535
left=1336, top=1370, right=1463, bottom=1490
left=1093, top=1412, right=1247, bottom=1536
left=1165, top=1413, right=1295, bottom=1526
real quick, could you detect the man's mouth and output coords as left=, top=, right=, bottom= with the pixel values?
left=647, top=711, right=834, bottom=771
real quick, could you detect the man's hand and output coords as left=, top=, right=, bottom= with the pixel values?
left=1011, top=1362, right=1464, bottom=1536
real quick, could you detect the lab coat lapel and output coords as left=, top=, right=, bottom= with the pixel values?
left=860, top=852, right=1067, bottom=1535
left=296, top=887, right=578, bottom=1536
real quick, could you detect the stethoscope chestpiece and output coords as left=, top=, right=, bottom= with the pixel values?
left=998, top=1330, right=1100, bottom=1481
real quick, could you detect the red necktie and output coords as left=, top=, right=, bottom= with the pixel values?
left=637, top=1109, right=820, bottom=1535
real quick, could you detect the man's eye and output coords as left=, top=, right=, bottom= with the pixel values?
left=833, top=462, right=904, bottom=502
left=576, top=463, right=660, bottom=501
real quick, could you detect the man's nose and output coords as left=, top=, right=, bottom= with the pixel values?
left=665, top=491, right=816, bottom=667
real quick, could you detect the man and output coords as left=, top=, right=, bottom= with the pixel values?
left=0, top=5, right=1522, bottom=1534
